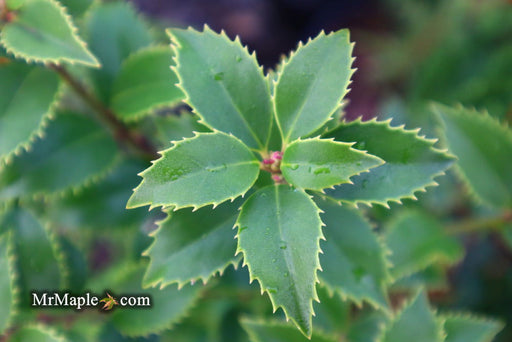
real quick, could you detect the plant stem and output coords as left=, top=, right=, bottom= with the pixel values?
left=49, top=63, right=159, bottom=161
left=446, top=210, right=512, bottom=235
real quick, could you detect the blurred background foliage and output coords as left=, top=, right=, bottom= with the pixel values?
left=1, top=0, right=511, bottom=340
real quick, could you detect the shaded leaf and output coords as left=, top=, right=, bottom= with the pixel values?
left=58, top=0, right=92, bottom=17
left=85, top=1, right=153, bottom=102
left=324, top=118, right=454, bottom=207
left=315, top=197, right=391, bottom=310
left=0, top=60, right=59, bottom=164
left=0, top=232, right=17, bottom=334
left=433, top=104, right=512, bottom=208
left=111, top=46, right=184, bottom=121
left=100, top=263, right=202, bottom=337
left=274, top=29, right=354, bottom=142
left=443, top=314, right=504, bottom=342
left=143, top=198, right=242, bottom=288
left=241, top=318, right=335, bottom=342
left=377, top=290, right=445, bottom=342
left=0, top=112, right=119, bottom=202
left=128, top=132, right=259, bottom=210
left=44, top=160, right=149, bottom=231
left=9, top=324, right=67, bottom=341
left=2, top=207, right=65, bottom=307
left=385, top=210, right=463, bottom=279
left=281, top=138, right=383, bottom=191
left=0, top=0, right=99, bottom=66
left=313, top=285, right=350, bottom=335
left=236, top=185, right=323, bottom=337
left=169, top=26, right=272, bottom=150
left=153, top=113, right=211, bottom=147
left=347, top=310, right=389, bottom=342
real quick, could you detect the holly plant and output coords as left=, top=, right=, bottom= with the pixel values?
left=127, top=26, right=454, bottom=337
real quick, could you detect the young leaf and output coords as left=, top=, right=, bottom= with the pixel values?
left=128, top=132, right=260, bottom=210
left=0, top=232, right=17, bottom=334
left=98, top=263, right=202, bottom=337
left=377, top=290, right=445, bottom=342
left=110, top=46, right=184, bottom=121
left=385, top=210, right=463, bottom=279
left=315, top=197, right=391, bottom=310
left=236, top=185, right=323, bottom=337
left=0, top=60, right=59, bottom=164
left=323, top=118, right=454, bottom=207
left=0, top=0, right=99, bottom=66
left=143, top=198, right=242, bottom=288
left=2, top=207, right=65, bottom=307
left=274, top=29, right=354, bottom=143
left=169, top=26, right=273, bottom=150
left=241, top=319, right=336, bottom=342
left=0, top=112, right=119, bottom=202
left=433, top=104, right=512, bottom=208
left=281, top=138, right=383, bottom=191
left=443, top=314, right=504, bottom=342
left=8, top=324, right=68, bottom=342
left=85, top=1, right=153, bottom=102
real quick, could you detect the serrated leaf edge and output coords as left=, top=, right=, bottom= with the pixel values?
left=441, top=311, right=505, bottom=342
left=234, top=185, right=325, bottom=337
left=128, top=131, right=260, bottom=211
left=376, top=289, right=446, bottom=342
left=167, top=24, right=272, bottom=151
left=110, top=44, right=184, bottom=123
left=240, top=316, right=336, bottom=342
left=272, top=29, right=356, bottom=145
left=324, top=116, right=456, bottom=209
left=12, top=323, right=68, bottom=341
left=141, top=208, right=242, bottom=290
left=0, top=71, right=64, bottom=167
left=0, top=0, right=100, bottom=67
left=0, top=231, right=21, bottom=334
left=112, top=262, right=205, bottom=338
left=432, top=103, right=512, bottom=209
left=314, top=197, right=394, bottom=313
left=281, top=136, right=385, bottom=191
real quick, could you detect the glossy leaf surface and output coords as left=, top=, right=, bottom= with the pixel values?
left=236, top=185, right=323, bottom=337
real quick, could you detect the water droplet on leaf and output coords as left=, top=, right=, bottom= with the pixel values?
left=289, top=164, right=299, bottom=170
left=214, top=72, right=224, bottom=81
left=314, top=167, right=330, bottom=175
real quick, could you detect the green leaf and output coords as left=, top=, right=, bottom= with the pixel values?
left=58, top=0, right=92, bottom=17
left=315, top=197, right=391, bottom=310
left=85, top=1, right=152, bottom=102
left=443, top=314, right=504, bottom=342
left=385, top=210, right=463, bottom=279
left=44, top=160, right=149, bottom=231
left=106, top=264, right=202, bottom=337
left=347, top=311, right=389, bottom=342
left=2, top=207, right=65, bottom=307
left=274, top=29, right=354, bottom=143
left=281, top=138, right=383, bottom=191
left=153, top=113, right=211, bottom=148
left=0, top=59, right=59, bottom=164
left=313, top=285, right=350, bottom=335
left=0, top=232, right=17, bottom=334
left=378, top=290, right=445, bottom=342
left=143, top=198, right=242, bottom=288
left=0, top=0, right=99, bottom=67
left=433, top=104, right=512, bottom=208
left=323, top=118, right=455, bottom=207
left=236, top=185, right=323, bottom=337
left=9, top=325, right=67, bottom=341
left=241, top=319, right=336, bottom=342
left=128, top=132, right=260, bottom=210
left=169, top=26, right=273, bottom=150
left=0, top=112, right=119, bottom=202
left=110, top=46, right=184, bottom=121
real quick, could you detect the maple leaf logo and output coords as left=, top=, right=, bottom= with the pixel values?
left=99, top=293, right=119, bottom=311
